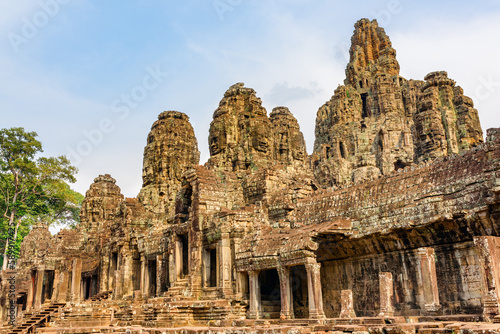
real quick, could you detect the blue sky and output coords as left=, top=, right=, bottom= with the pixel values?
left=2, top=0, right=500, bottom=198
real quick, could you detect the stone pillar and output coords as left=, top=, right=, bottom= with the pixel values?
left=248, top=270, right=262, bottom=319
left=220, top=232, right=232, bottom=295
left=140, top=255, right=146, bottom=295
left=202, top=248, right=210, bottom=288
left=278, top=266, right=293, bottom=319
left=175, top=238, right=183, bottom=279
left=57, top=270, right=69, bottom=303
left=100, top=254, right=109, bottom=293
left=108, top=253, right=115, bottom=291
left=114, top=270, right=123, bottom=299
left=378, top=272, right=395, bottom=317
left=339, top=289, right=356, bottom=318
left=51, top=270, right=61, bottom=303
left=474, top=236, right=500, bottom=319
left=34, top=269, right=45, bottom=309
left=237, top=272, right=248, bottom=296
left=305, top=262, right=325, bottom=319
left=169, top=252, right=175, bottom=287
left=156, top=254, right=163, bottom=296
left=71, top=258, right=82, bottom=303
left=233, top=237, right=245, bottom=296
left=416, top=247, right=440, bottom=312
left=26, top=271, right=35, bottom=311
left=122, top=254, right=133, bottom=298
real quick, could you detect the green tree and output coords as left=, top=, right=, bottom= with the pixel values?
left=0, top=127, right=81, bottom=270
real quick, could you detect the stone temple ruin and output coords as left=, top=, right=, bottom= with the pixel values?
left=2, top=18, right=500, bottom=333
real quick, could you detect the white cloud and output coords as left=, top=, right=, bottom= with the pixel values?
left=393, top=13, right=500, bottom=135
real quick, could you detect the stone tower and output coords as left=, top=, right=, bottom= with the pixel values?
left=79, top=174, right=124, bottom=233
left=413, top=71, right=483, bottom=162
left=206, top=83, right=274, bottom=173
left=137, top=111, right=200, bottom=217
left=270, top=106, right=307, bottom=165
left=312, top=18, right=483, bottom=187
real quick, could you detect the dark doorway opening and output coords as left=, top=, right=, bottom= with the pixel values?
left=209, top=248, right=217, bottom=287
left=361, top=93, right=368, bottom=118
left=84, top=277, right=91, bottom=300
left=83, top=274, right=98, bottom=300
left=41, top=270, right=54, bottom=304
left=394, top=159, right=408, bottom=171
left=291, top=265, right=309, bottom=319
left=180, top=234, right=189, bottom=277
left=111, top=253, right=118, bottom=271
left=18, top=294, right=27, bottom=311
left=339, top=142, right=347, bottom=159
left=148, top=259, right=157, bottom=297
left=132, top=258, right=141, bottom=291
left=160, top=255, right=169, bottom=293
left=259, top=269, right=281, bottom=319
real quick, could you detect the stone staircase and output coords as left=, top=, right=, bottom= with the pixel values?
left=90, top=290, right=112, bottom=302
left=163, top=278, right=191, bottom=300
left=10, top=302, right=65, bottom=334
left=261, top=298, right=281, bottom=319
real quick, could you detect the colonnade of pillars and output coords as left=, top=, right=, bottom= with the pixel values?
left=247, top=261, right=326, bottom=319
left=20, top=237, right=500, bottom=321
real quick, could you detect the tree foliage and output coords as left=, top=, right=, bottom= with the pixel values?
left=0, top=127, right=82, bottom=269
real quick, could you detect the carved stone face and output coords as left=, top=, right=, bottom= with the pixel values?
left=209, top=123, right=227, bottom=156
left=252, top=124, right=270, bottom=153
left=292, top=146, right=305, bottom=161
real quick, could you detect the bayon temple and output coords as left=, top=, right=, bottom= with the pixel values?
left=2, top=19, right=500, bottom=333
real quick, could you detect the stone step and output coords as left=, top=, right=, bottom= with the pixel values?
left=261, top=299, right=280, bottom=306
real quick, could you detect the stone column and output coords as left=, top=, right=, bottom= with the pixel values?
left=202, top=248, right=210, bottom=288
left=156, top=254, right=163, bottom=296
left=220, top=232, right=232, bottom=295
left=474, top=236, right=500, bottom=319
left=175, top=238, right=183, bottom=279
left=34, top=269, right=45, bottom=309
left=71, top=259, right=82, bottom=303
left=100, top=254, right=109, bottom=293
left=305, top=262, right=325, bottom=319
left=378, top=272, right=395, bottom=317
left=122, top=254, right=133, bottom=298
left=57, top=270, right=69, bottom=303
left=26, top=271, right=35, bottom=311
left=114, top=270, right=123, bottom=299
left=278, top=266, right=293, bottom=319
left=233, top=237, right=245, bottom=296
left=169, top=252, right=175, bottom=287
left=248, top=270, right=262, bottom=319
left=339, top=289, right=356, bottom=318
left=108, top=253, right=115, bottom=291
left=140, top=255, right=147, bottom=295
left=51, top=270, right=61, bottom=303
left=416, top=247, right=440, bottom=312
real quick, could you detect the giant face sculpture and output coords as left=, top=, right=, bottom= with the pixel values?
left=209, top=120, right=228, bottom=156
left=251, top=122, right=271, bottom=153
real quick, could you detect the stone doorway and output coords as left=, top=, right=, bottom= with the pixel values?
left=209, top=248, right=217, bottom=287
left=148, top=259, right=157, bottom=297
left=132, top=258, right=141, bottom=291
left=203, top=247, right=217, bottom=288
left=259, top=269, right=281, bottom=319
left=291, top=265, right=309, bottom=319
left=82, top=273, right=98, bottom=300
left=179, top=234, right=189, bottom=277
left=109, top=252, right=118, bottom=288
left=40, top=270, right=54, bottom=304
